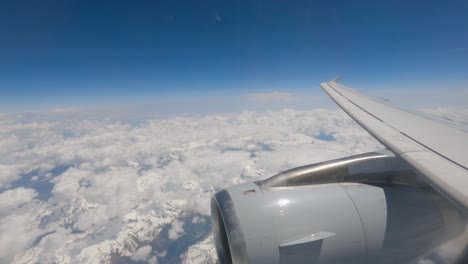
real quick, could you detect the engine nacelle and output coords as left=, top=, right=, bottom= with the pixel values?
left=211, top=150, right=466, bottom=264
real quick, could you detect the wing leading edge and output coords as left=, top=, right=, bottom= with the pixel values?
left=321, top=80, right=468, bottom=211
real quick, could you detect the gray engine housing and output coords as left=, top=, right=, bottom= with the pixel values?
left=211, top=150, right=466, bottom=264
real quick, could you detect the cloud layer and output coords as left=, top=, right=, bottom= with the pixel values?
left=6, top=107, right=464, bottom=263
left=247, top=92, right=294, bottom=103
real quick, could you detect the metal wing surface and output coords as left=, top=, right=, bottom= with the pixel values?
left=321, top=80, right=468, bottom=211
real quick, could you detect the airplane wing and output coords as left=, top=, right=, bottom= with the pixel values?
left=211, top=79, right=468, bottom=264
left=211, top=80, right=467, bottom=263
left=320, top=80, right=468, bottom=211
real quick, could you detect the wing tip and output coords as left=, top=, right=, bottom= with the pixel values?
left=331, top=75, right=342, bottom=83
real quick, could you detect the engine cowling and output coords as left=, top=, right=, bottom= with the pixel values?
left=211, top=151, right=467, bottom=264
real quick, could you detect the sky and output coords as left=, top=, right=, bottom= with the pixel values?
left=1, top=0, right=468, bottom=111
left=1, top=2, right=468, bottom=262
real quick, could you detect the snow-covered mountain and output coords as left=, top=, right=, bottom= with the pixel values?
left=1, top=108, right=392, bottom=263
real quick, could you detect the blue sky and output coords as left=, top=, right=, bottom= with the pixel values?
left=1, top=0, right=467, bottom=111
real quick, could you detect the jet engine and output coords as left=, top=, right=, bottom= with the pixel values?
left=211, top=150, right=467, bottom=264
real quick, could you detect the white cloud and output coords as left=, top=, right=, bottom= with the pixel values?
left=131, top=245, right=153, bottom=262
left=0, top=164, right=22, bottom=188
left=36, top=227, right=71, bottom=262
left=247, top=92, right=293, bottom=103
left=168, top=220, right=185, bottom=240
left=7, top=107, right=459, bottom=262
left=53, top=108, right=79, bottom=113
left=0, top=209, right=43, bottom=262
left=0, top=188, right=37, bottom=215
left=148, top=256, right=159, bottom=264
